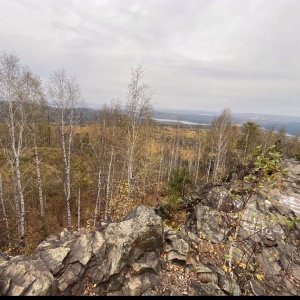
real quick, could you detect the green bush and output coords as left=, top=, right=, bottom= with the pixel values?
left=167, top=167, right=192, bottom=203
left=295, top=153, right=300, bottom=161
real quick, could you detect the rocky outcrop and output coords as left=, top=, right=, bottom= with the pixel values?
left=0, top=159, right=300, bottom=296
left=0, top=206, right=163, bottom=296
left=182, top=158, right=300, bottom=296
left=270, top=158, right=300, bottom=216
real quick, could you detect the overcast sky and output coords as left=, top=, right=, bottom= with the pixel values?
left=1, top=0, right=300, bottom=116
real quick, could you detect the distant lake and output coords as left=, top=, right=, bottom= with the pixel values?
left=152, top=118, right=209, bottom=126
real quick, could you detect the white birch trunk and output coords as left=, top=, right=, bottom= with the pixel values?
left=127, top=139, right=135, bottom=202
left=77, top=187, right=81, bottom=230
left=105, top=148, right=114, bottom=220
left=9, top=100, right=26, bottom=246
left=60, top=111, right=72, bottom=230
left=243, top=130, right=249, bottom=164
left=93, top=168, right=102, bottom=227
left=9, top=161, right=21, bottom=239
left=168, top=137, right=176, bottom=182
left=156, top=146, right=164, bottom=198
left=32, top=133, right=45, bottom=222
left=0, top=174, right=11, bottom=245
left=194, top=138, right=201, bottom=185
left=206, top=154, right=212, bottom=183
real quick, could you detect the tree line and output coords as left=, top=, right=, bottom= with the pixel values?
left=0, top=50, right=300, bottom=254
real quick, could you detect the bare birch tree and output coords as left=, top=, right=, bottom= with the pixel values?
left=210, top=108, right=234, bottom=183
left=193, top=128, right=203, bottom=184
left=124, top=63, right=154, bottom=201
left=47, top=68, right=84, bottom=231
left=0, top=52, right=27, bottom=246
left=22, top=69, right=47, bottom=232
left=92, top=99, right=121, bottom=225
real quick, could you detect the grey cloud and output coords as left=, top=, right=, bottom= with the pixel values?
left=1, top=0, right=300, bottom=116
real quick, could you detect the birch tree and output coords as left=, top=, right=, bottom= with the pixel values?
left=47, top=68, right=83, bottom=231
left=104, top=101, right=121, bottom=219
left=0, top=52, right=28, bottom=246
left=124, top=63, right=154, bottom=202
left=210, top=108, right=234, bottom=183
left=193, top=128, right=203, bottom=184
left=92, top=99, right=122, bottom=225
left=237, top=121, right=261, bottom=164
left=22, top=69, right=47, bottom=233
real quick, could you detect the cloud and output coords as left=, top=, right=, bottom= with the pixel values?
left=1, top=0, right=300, bottom=116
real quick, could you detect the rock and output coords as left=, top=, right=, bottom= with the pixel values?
left=248, top=279, right=265, bottom=296
left=58, top=262, right=84, bottom=293
left=204, top=186, right=229, bottom=209
left=0, top=206, right=163, bottom=296
left=0, top=255, right=56, bottom=296
left=189, top=280, right=226, bottom=296
left=130, top=251, right=160, bottom=274
left=208, top=265, right=241, bottom=296
left=195, top=205, right=229, bottom=243
left=102, top=206, right=163, bottom=276
left=163, top=228, right=190, bottom=261
left=192, top=263, right=218, bottom=284
left=39, top=246, right=70, bottom=275
left=119, top=273, right=159, bottom=296
left=0, top=252, right=9, bottom=266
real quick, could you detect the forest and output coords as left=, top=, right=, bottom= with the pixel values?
left=1, top=51, right=300, bottom=256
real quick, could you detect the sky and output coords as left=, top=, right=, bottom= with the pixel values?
left=1, top=0, right=300, bottom=116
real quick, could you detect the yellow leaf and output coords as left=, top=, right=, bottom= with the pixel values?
left=256, top=273, right=264, bottom=281
left=222, top=265, right=228, bottom=272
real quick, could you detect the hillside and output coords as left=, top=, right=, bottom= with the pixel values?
left=0, top=156, right=299, bottom=296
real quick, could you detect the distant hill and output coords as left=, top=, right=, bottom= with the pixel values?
left=1, top=101, right=299, bottom=136
left=53, top=105, right=300, bottom=136
left=153, top=108, right=300, bottom=136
